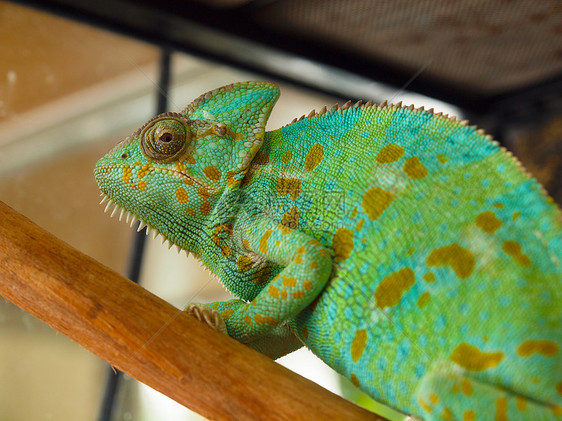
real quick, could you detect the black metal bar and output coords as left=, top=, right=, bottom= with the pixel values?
left=97, top=47, right=172, bottom=421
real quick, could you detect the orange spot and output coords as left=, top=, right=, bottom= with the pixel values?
left=281, top=206, right=300, bottom=230
left=356, top=218, right=365, bottom=231
left=516, top=396, right=527, bottom=411
left=197, top=187, right=210, bottom=200
left=333, top=227, right=354, bottom=262
left=351, top=329, right=367, bottom=362
left=437, top=154, right=449, bottom=163
left=259, top=229, right=273, bottom=254
left=404, top=156, right=428, bottom=179
left=557, top=382, right=562, bottom=395
left=502, top=241, right=531, bottom=266
left=461, top=379, right=473, bottom=396
left=280, top=290, right=288, bottom=299
left=350, top=374, right=360, bottom=387
left=417, top=292, right=430, bottom=309
left=423, top=272, right=436, bottom=283
left=277, top=178, right=302, bottom=200
left=475, top=211, right=503, bottom=233
left=418, top=398, right=432, bottom=412
left=350, top=207, right=358, bottom=218
left=138, top=180, right=147, bottom=190
left=200, top=201, right=211, bottom=215
left=242, top=239, right=250, bottom=249
left=282, top=276, right=297, bottom=287
left=244, top=315, right=252, bottom=325
left=226, top=170, right=237, bottom=187
left=376, top=143, right=404, bottom=163
left=302, top=326, right=309, bottom=339
left=221, top=309, right=234, bottom=319
left=175, top=187, right=189, bottom=203
left=186, top=208, right=196, bottom=216
left=281, top=150, right=292, bottom=163
left=517, top=340, right=558, bottom=357
left=203, top=166, right=221, bottom=181
left=362, top=187, right=393, bottom=220
left=493, top=202, right=504, bottom=209
left=375, top=267, right=415, bottom=309
left=294, top=254, right=302, bottom=264
left=292, top=290, right=305, bottom=299
left=552, top=406, right=562, bottom=416
left=496, top=397, right=508, bottom=421
left=122, top=165, right=132, bottom=183
left=429, top=394, right=439, bottom=404
left=138, top=163, right=152, bottom=178
left=463, top=410, right=476, bottom=421
left=268, top=285, right=279, bottom=298
left=303, top=280, right=313, bottom=291
left=254, top=314, right=277, bottom=325
left=427, top=244, right=475, bottom=279
left=304, top=143, right=324, bottom=171
left=310, top=261, right=318, bottom=269
left=237, top=255, right=253, bottom=273
left=512, top=211, right=521, bottom=220
left=450, top=342, right=503, bottom=371
left=441, top=407, right=453, bottom=420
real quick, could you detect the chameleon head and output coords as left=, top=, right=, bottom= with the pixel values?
left=94, top=111, right=218, bottom=252
left=94, top=81, right=280, bottom=253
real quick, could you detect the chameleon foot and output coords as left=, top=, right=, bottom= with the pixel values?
left=185, top=303, right=228, bottom=335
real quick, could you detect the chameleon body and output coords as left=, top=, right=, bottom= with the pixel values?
left=95, top=82, right=562, bottom=419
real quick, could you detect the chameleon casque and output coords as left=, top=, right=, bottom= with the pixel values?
left=94, top=81, right=562, bottom=419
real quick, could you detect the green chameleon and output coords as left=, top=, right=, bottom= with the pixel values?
left=95, top=81, right=562, bottom=419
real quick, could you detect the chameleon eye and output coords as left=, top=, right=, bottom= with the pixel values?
left=140, top=116, right=191, bottom=162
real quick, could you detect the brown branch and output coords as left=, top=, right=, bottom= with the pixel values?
left=0, top=200, right=386, bottom=421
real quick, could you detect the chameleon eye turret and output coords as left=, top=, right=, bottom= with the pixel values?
left=140, top=114, right=191, bottom=162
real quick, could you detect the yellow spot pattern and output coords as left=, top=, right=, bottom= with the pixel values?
left=496, top=397, right=508, bottom=421
left=475, top=211, right=503, bottom=233
left=200, top=201, right=211, bottom=215
left=138, top=180, right=147, bottom=191
left=282, top=276, right=297, bottom=287
left=417, top=292, right=431, bottom=309
left=203, top=166, right=221, bottom=181
left=427, top=244, right=475, bottom=279
left=502, top=240, right=531, bottom=266
left=333, top=227, right=354, bottom=262
left=376, top=143, right=404, bottom=163
left=437, top=154, right=449, bottom=163
left=460, top=379, right=473, bottom=396
left=175, top=187, right=189, bottom=203
left=517, top=340, right=558, bottom=357
left=137, top=163, right=152, bottom=178
left=423, top=272, right=436, bottom=283
left=463, top=410, right=476, bottom=421
left=350, top=374, right=360, bottom=388
left=259, top=229, right=273, bottom=254
left=237, top=255, right=253, bottom=273
left=122, top=165, right=132, bottom=184
left=351, top=329, right=367, bottom=362
left=450, top=342, right=504, bottom=371
left=403, top=156, right=428, bottom=179
left=362, top=187, right=393, bottom=221
left=304, top=143, right=324, bottom=171
left=374, top=267, right=415, bottom=309
left=281, top=150, right=292, bottom=163
left=277, top=178, right=302, bottom=200
left=516, top=396, right=527, bottom=411
left=281, top=206, right=300, bottom=229
left=268, top=285, right=279, bottom=298
left=254, top=314, right=277, bottom=325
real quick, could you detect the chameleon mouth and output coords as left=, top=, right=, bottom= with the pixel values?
left=98, top=192, right=189, bottom=256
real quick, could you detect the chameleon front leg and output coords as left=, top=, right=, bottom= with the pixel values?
left=187, top=216, right=333, bottom=358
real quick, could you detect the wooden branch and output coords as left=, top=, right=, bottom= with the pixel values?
left=0, top=201, right=386, bottom=421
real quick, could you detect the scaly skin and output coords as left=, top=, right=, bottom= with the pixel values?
left=95, top=81, right=562, bottom=419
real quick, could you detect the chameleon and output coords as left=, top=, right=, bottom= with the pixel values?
left=94, top=81, right=562, bottom=419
